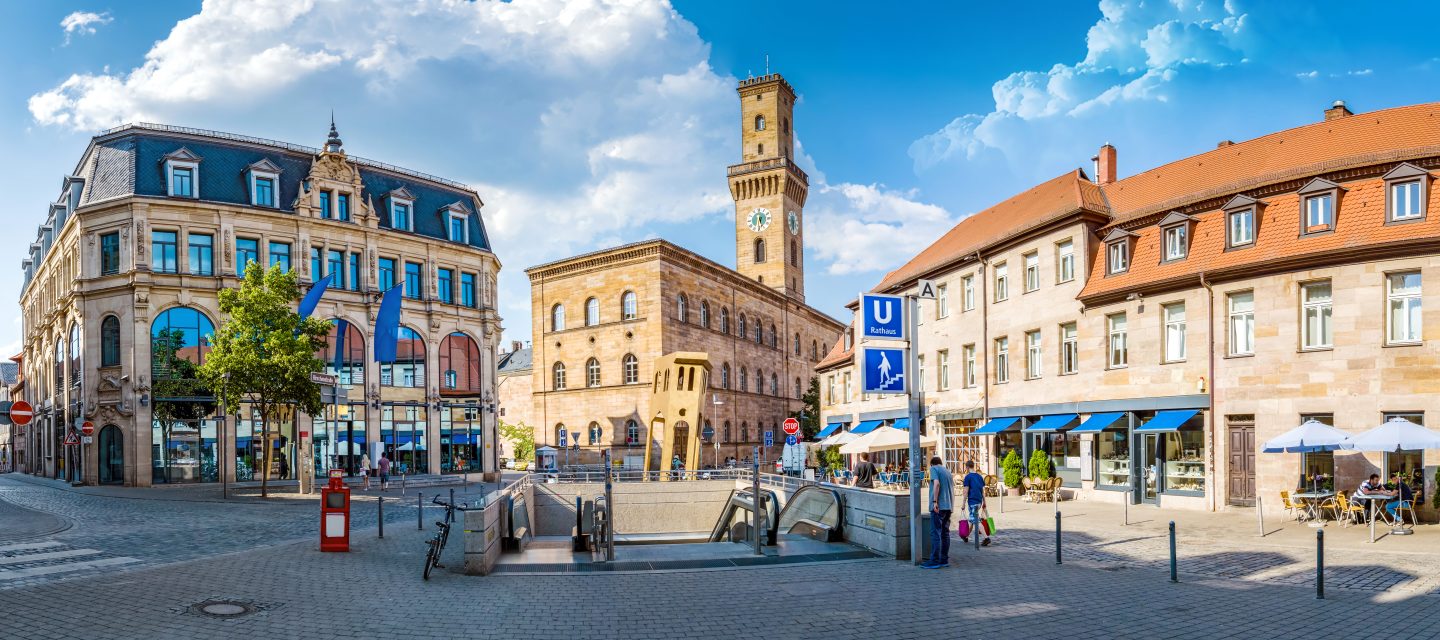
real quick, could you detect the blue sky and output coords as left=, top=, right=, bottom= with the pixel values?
left=3, top=0, right=1440, bottom=356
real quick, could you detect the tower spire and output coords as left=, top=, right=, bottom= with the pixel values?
left=325, top=112, right=344, bottom=153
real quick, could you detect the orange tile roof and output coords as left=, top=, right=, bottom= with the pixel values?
left=1104, top=102, right=1440, bottom=226
left=816, top=335, right=852, bottom=371
left=874, top=169, right=1105, bottom=292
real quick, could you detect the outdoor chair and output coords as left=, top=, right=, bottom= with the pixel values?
left=1279, top=491, right=1302, bottom=521
left=1021, top=477, right=1034, bottom=502
left=1392, top=501, right=1419, bottom=529
left=983, top=474, right=1000, bottom=497
left=1333, top=492, right=1366, bottom=526
left=1050, top=477, right=1064, bottom=502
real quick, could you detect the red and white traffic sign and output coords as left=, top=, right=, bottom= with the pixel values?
left=64, top=432, right=80, bottom=446
left=9, top=400, right=33, bottom=426
left=782, top=417, right=800, bottom=436
left=81, top=421, right=95, bottom=436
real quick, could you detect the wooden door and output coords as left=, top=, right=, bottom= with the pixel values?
left=1227, top=420, right=1256, bottom=506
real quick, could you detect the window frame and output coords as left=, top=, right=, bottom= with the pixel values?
left=319, top=190, right=332, bottom=219
left=269, top=241, right=292, bottom=272
left=962, top=344, right=976, bottom=388
left=460, top=272, right=476, bottom=308
left=151, top=230, right=179, bottom=274
left=437, top=267, right=454, bottom=304
left=551, top=303, right=565, bottom=332
left=336, top=193, right=350, bottom=222
left=1386, top=271, right=1423, bottom=346
left=622, top=291, right=638, bottom=320
left=585, top=297, right=600, bottom=327
left=1227, top=208, right=1256, bottom=248
left=623, top=354, right=639, bottom=385
left=1162, top=302, right=1187, bottom=363
left=378, top=257, right=396, bottom=292
left=1300, top=280, right=1334, bottom=351
left=1024, top=329, right=1042, bottom=379
left=1107, top=313, right=1128, bottom=369
left=1228, top=290, right=1255, bottom=356
left=1023, top=252, right=1040, bottom=293
left=1163, top=225, right=1187, bottom=261
left=1056, top=239, right=1075, bottom=283
left=962, top=274, right=975, bottom=311
left=994, top=336, right=1009, bottom=384
left=187, top=233, right=214, bottom=276
left=586, top=357, right=601, bottom=388
left=1382, top=164, right=1430, bottom=224
left=936, top=349, right=949, bottom=390
left=167, top=161, right=199, bottom=199
left=936, top=284, right=949, bottom=318
left=993, top=262, right=1009, bottom=302
left=403, top=261, right=423, bottom=300
left=249, top=170, right=279, bottom=208
left=236, top=238, right=259, bottom=277
left=1060, top=322, right=1078, bottom=375
left=447, top=212, right=469, bottom=243
left=100, top=232, right=121, bottom=276
left=1106, top=241, right=1129, bottom=275
left=100, top=315, right=121, bottom=367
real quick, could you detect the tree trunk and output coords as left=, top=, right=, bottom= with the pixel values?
left=259, top=402, right=270, bottom=499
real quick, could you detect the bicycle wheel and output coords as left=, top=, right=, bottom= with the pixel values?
left=423, top=541, right=438, bottom=580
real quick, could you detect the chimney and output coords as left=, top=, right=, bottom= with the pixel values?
left=1093, top=143, right=1117, bottom=185
left=511, top=340, right=524, bottom=353
left=1216, top=140, right=1234, bottom=148
left=1324, top=100, right=1353, bottom=121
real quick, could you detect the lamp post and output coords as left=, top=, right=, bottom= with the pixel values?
left=220, top=372, right=230, bottom=500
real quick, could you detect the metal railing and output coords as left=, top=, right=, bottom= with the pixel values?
left=536, top=469, right=750, bottom=483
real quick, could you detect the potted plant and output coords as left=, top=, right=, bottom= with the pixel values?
left=1029, top=449, right=1053, bottom=481
left=1001, top=450, right=1023, bottom=496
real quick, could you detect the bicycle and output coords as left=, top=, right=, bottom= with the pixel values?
left=422, top=496, right=464, bottom=580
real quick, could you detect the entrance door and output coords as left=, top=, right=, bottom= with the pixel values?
left=1137, top=433, right=1161, bottom=504
left=98, top=425, right=124, bottom=485
left=1227, top=419, right=1256, bottom=506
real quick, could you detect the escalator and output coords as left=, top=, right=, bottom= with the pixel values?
left=709, top=487, right=780, bottom=545
left=709, top=485, right=845, bottom=545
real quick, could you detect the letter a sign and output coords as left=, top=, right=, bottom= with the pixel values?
left=860, top=293, right=905, bottom=340
left=916, top=279, right=938, bottom=300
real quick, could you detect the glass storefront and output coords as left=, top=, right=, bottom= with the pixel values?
left=1029, top=425, right=1081, bottom=487
left=151, top=418, right=219, bottom=484
left=440, top=404, right=481, bottom=474
left=381, top=405, right=428, bottom=474
left=1094, top=429, right=1131, bottom=489
left=996, top=430, right=1022, bottom=472
left=236, top=406, right=297, bottom=482
left=313, top=403, right=367, bottom=477
left=1161, top=427, right=1206, bottom=494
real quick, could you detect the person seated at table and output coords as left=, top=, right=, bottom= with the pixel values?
left=1355, top=474, right=1391, bottom=500
left=1386, top=475, right=1415, bottom=521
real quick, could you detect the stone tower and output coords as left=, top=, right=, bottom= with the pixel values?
left=729, top=73, right=809, bottom=301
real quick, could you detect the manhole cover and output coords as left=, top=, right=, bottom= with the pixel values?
left=187, top=600, right=266, bottom=619
left=202, top=604, right=248, bottom=616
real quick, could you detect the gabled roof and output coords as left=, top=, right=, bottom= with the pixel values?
left=1102, top=227, right=1139, bottom=242
left=387, top=186, right=416, bottom=201
left=1158, top=211, right=1197, bottom=226
left=162, top=146, right=202, bottom=162
left=247, top=158, right=283, bottom=174
left=1382, top=162, right=1431, bottom=181
left=1221, top=194, right=1262, bottom=211
left=815, top=335, right=853, bottom=371
left=441, top=200, right=472, bottom=215
left=1297, top=177, right=1344, bottom=195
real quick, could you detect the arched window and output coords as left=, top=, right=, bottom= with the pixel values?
left=720, top=363, right=730, bottom=389
left=739, top=367, right=748, bottom=392
left=101, top=315, right=121, bottom=367
left=793, top=332, right=801, bottom=356
left=54, top=338, right=63, bottom=391
left=738, top=314, right=747, bottom=338
left=439, top=332, right=481, bottom=391
left=318, top=319, right=367, bottom=385
left=621, top=291, right=638, bottom=320
left=551, top=303, right=565, bottom=331
left=703, top=419, right=713, bottom=442
left=754, top=321, right=763, bottom=344
left=585, top=297, right=599, bottom=326
left=794, top=377, right=802, bottom=399
left=552, top=362, right=567, bottom=390
left=588, top=421, right=602, bottom=445
left=151, top=306, right=215, bottom=374
left=677, top=294, right=688, bottom=323
left=770, top=373, right=778, bottom=396
left=811, top=340, right=818, bottom=360
left=720, top=307, right=730, bottom=334
left=723, top=421, right=732, bottom=443
left=622, top=354, right=639, bottom=384
left=555, top=424, right=566, bottom=445
left=754, top=368, right=763, bottom=393
left=754, top=238, right=766, bottom=263
left=586, top=357, right=601, bottom=388
left=755, top=115, right=766, bottom=131
left=769, top=324, right=778, bottom=348
left=741, top=422, right=749, bottom=442
left=791, top=240, right=798, bottom=267
left=700, top=301, right=711, bottom=328
left=626, top=420, right=640, bottom=445
left=383, top=326, right=426, bottom=387
left=68, top=323, right=81, bottom=386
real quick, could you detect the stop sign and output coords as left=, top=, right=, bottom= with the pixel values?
left=81, top=421, right=95, bottom=436
left=9, top=400, right=33, bottom=426
left=782, top=417, right=800, bottom=435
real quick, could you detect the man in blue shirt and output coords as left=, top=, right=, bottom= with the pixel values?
left=923, top=456, right=955, bottom=569
left=960, top=460, right=990, bottom=547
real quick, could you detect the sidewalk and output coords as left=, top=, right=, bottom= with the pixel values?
left=1, top=471, right=503, bottom=505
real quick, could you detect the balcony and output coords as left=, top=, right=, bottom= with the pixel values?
left=727, top=156, right=809, bottom=183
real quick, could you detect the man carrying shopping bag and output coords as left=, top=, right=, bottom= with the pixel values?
left=959, top=461, right=992, bottom=547
left=922, top=456, right=955, bottom=569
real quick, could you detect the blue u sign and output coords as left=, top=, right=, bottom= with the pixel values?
left=860, top=293, right=905, bottom=340
left=861, top=346, right=908, bottom=394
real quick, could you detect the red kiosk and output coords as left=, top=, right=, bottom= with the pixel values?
left=320, top=468, right=351, bottom=552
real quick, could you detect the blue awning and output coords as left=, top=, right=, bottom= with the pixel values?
left=1135, top=409, right=1200, bottom=433
left=1024, top=414, right=1078, bottom=433
left=973, top=417, right=1021, bottom=436
left=1071, top=412, right=1126, bottom=433
left=852, top=420, right=884, bottom=434
left=891, top=418, right=911, bottom=431
left=816, top=422, right=843, bottom=439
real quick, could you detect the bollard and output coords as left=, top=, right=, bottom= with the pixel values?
left=1168, top=521, right=1177, bottom=583
left=1316, top=529, right=1325, bottom=599
left=450, top=488, right=455, bottom=513
left=1055, top=511, right=1062, bottom=565
left=1256, top=496, right=1265, bottom=538
left=1124, top=490, right=1130, bottom=526
left=999, top=483, right=1004, bottom=514
left=974, top=509, right=980, bottom=551
left=378, top=496, right=385, bottom=539
left=418, top=492, right=424, bottom=530
left=402, top=473, right=407, bottom=496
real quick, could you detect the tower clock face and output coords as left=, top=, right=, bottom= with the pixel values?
left=787, top=210, right=799, bottom=235
left=747, top=207, right=772, bottom=232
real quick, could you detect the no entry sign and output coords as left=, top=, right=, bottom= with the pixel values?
left=9, top=400, right=33, bottom=426
left=81, top=421, right=95, bottom=436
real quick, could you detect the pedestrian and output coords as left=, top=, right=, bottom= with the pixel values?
left=378, top=453, right=392, bottom=491
left=359, top=453, right=372, bottom=490
left=923, top=456, right=955, bottom=569
left=959, top=460, right=991, bottom=547
left=853, top=452, right=877, bottom=489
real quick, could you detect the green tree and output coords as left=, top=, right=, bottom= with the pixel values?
left=818, top=445, right=844, bottom=473
left=788, top=376, right=821, bottom=439
left=197, top=262, right=329, bottom=498
left=150, top=328, right=216, bottom=483
left=1001, top=450, right=1023, bottom=488
left=1028, top=449, right=1053, bottom=480
left=499, top=420, right=535, bottom=464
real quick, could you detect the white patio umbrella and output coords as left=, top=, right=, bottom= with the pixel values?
left=839, top=426, right=938, bottom=454
left=818, top=430, right=858, bottom=448
left=1342, top=417, right=1440, bottom=537
left=1262, top=419, right=1351, bottom=453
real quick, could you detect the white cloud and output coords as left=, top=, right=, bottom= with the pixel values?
left=909, top=0, right=1247, bottom=171
left=806, top=181, right=959, bottom=276
left=1296, top=70, right=1319, bottom=79
left=61, top=11, right=112, bottom=44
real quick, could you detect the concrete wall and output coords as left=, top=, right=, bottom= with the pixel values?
left=463, top=481, right=535, bottom=576
left=758, top=480, right=912, bottom=559
left=532, top=479, right=737, bottom=536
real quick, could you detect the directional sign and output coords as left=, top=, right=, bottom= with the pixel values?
left=81, top=421, right=95, bottom=436
left=9, top=401, right=33, bottom=426
left=0, top=401, right=10, bottom=426
left=785, top=435, right=798, bottom=446
left=861, top=346, right=908, bottom=394
left=702, top=424, right=715, bottom=442
left=763, top=430, right=774, bottom=447
left=782, top=417, right=800, bottom=436
left=309, top=372, right=339, bottom=386
left=916, top=278, right=938, bottom=299
left=860, top=293, right=905, bottom=340
left=558, top=430, right=568, bottom=447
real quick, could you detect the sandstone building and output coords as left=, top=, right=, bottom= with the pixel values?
left=526, top=73, right=844, bottom=468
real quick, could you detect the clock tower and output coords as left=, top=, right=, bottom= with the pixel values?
left=729, top=72, right=808, bottom=301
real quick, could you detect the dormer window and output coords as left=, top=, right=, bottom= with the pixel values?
left=441, top=201, right=471, bottom=244
left=387, top=187, right=416, bottom=232
left=1383, top=163, right=1431, bottom=223
left=246, top=159, right=282, bottom=208
left=163, top=148, right=202, bottom=199
left=449, top=213, right=466, bottom=242
left=1221, top=194, right=1262, bottom=249
left=1158, top=212, right=1195, bottom=262
left=1101, top=227, right=1137, bottom=275
left=1295, top=177, right=1344, bottom=236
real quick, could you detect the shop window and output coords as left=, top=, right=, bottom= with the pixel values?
left=1299, top=413, right=1335, bottom=491
left=1095, top=427, right=1131, bottom=489
left=439, top=332, right=481, bottom=392
left=381, top=327, right=426, bottom=387
left=1384, top=412, right=1425, bottom=491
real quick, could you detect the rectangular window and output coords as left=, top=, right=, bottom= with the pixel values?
left=1060, top=322, right=1078, bottom=375
left=1025, top=330, right=1042, bottom=379
left=1305, top=194, right=1333, bottom=231
left=1163, top=302, right=1186, bottom=362
left=392, top=202, right=411, bottom=231
left=269, top=242, right=291, bottom=272
left=151, top=230, right=178, bottom=273
left=1301, top=281, right=1332, bottom=349
left=995, top=337, right=1009, bottom=384
left=171, top=166, right=194, bottom=197
left=843, top=372, right=852, bottom=402
left=236, top=238, right=258, bottom=276
left=1164, top=226, right=1187, bottom=260
left=326, top=250, right=343, bottom=285
left=936, top=284, right=949, bottom=318
left=994, top=263, right=1008, bottom=301
left=337, top=193, right=350, bottom=222
left=937, top=349, right=949, bottom=390
left=1056, top=240, right=1075, bottom=283
left=404, top=261, right=422, bottom=299
left=319, top=191, right=332, bottom=219
left=100, top=232, right=120, bottom=275
left=254, top=177, right=275, bottom=207
left=460, top=272, right=477, bottom=308
left=826, top=375, right=836, bottom=405
left=1228, top=291, right=1255, bottom=355
left=348, top=253, right=360, bottom=291
left=1108, top=313, right=1128, bottom=368
left=962, top=275, right=975, bottom=311
left=448, top=214, right=467, bottom=243
left=1391, top=181, right=1423, bottom=221
left=188, top=233, right=213, bottom=276
left=309, top=247, right=322, bottom=279
left=438, top=268, right=454, bottom=304
left=1107, top=242, right=1129, bottom=274
left=1229, top=209, right=1255, bottom=246
left=379, top=257, right=396, bottom=291
left=1387, top=271, right=1422, bottom=344
left=963, top=344, right=976, bottom=388
left=1024, top=252, right=1040, bottom=292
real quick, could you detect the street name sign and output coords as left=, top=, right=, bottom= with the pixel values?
left=861, top=346, right=908, bottom=394
left=309, top=372, right=339, bottom=386
left=860, top=293, right=905, bottom=340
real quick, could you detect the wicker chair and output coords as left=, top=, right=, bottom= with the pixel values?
left=983, top=474, right=1000, bottom=497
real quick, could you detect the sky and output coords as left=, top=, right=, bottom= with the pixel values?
left=3, top=0, right=1440, bottom=356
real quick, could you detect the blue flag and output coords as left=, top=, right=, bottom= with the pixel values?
left=298, top=273, right=334, bottom=320
left=373, top=285, right=404, bottom=364
left=333, top=318, right=346, bottom=373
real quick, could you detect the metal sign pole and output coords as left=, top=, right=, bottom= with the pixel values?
left=906, top=294, right=922, bottom=565
left=752, top=447, right=762, bottom=556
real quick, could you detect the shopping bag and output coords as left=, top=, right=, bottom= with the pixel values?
left=982, top=516, right=996, bottom=535
left=957, top=519, right=971, bottom=538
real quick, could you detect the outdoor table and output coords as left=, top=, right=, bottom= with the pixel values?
left=1352, top=493, right=1392, bottom=543
left=1293, top=491, right=1335, bottom=527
